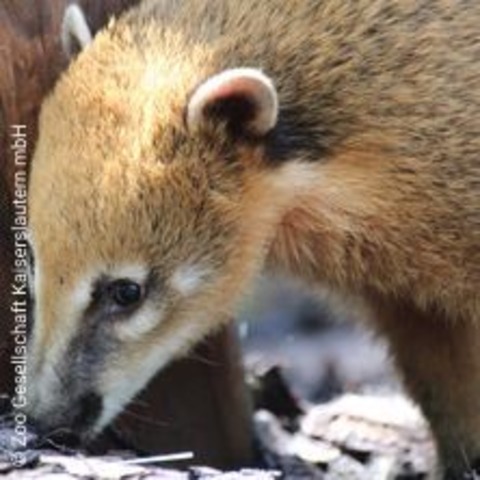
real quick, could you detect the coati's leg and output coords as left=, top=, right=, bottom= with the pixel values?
left=370, top=297, right=480, bottom=479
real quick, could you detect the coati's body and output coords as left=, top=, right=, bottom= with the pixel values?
left=28, top=1, right=480, bottom=478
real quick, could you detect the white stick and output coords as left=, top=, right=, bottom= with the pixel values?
left=120, top=452, right=195, bottom=465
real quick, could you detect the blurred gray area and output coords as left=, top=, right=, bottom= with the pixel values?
left=237, top=276, right=402, bottom=404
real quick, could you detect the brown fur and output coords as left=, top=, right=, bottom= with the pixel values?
left=29, top=1, right=479, bottom=477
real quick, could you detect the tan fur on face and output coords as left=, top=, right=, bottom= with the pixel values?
left=29, top=0, right=479, bottom=475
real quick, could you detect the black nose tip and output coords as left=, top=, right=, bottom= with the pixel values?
left=28, top=392, right=103, bottom=449
left=73, top=392, right=103, bottom=431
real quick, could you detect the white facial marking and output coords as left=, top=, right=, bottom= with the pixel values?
left=114, top=305, right=164, bottom=341
left=70, top=272, right=96, bottom=314
left=271, top=161, right=319, bottom=194
left=170, top=264, right=210, bottom=296
left=95, top=318, right=208, bottom=433
left=28, top=263, right=151, bottom=415
left=28, top=268, right=96, bottom=414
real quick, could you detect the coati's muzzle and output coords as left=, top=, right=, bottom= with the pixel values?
left=29, top=391, right=103, bottom=441
left=26, top=333, right=110, bottom=440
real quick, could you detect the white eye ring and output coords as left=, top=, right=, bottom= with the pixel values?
left=170, top=264, right=210, bottom=296
left=113, top=305, right=164, bottom=341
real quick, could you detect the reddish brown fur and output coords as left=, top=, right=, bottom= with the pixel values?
left=29, top=1, right=479, bottom=477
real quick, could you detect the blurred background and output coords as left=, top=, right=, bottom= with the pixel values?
left=238, top=276, right=401, bottom=405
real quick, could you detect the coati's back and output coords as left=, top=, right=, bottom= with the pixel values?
left=28, top=1, right=479, bottom=477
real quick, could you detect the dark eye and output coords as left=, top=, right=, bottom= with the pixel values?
left=109, top=280, right=143, bottom=308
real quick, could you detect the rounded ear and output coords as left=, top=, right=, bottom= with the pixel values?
left=61, top=4, right=93, bottom=58
left=186, top=68, right=279, bottom=137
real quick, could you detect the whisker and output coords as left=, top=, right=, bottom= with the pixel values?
left=120, top=407, right=171, bottom=428
left=184, top=351, right=220, bottom=367
left=126, top=397, right=150, bottom=408
left=38, top=428, right=79, bottom=454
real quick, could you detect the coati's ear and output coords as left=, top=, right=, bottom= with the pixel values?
left=61, top=4, right=93, bottom=58
left=186, top=68, right=279, bottom=137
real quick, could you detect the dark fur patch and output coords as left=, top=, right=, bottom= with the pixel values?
left=203, top=93, right=258, bottom=138
left=54, top=269, right=156, bottom=431
left=202, top=103, right=339, bottom=166
left=263, top=105, right=336, bottom=165
left=72, top=392, right=103, bottom=431
left=38, top=323, right=115, bottom=433
left=184, top=84, right=345, bottom=167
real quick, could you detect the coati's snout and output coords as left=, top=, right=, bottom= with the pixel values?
left=29, top=392, right=103, bottom=442
left=27, top=11, right=296, bottom=435
left=24, top=245, right=233, bottom=436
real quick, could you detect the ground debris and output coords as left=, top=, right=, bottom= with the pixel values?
left=0, top=391, right=434, bottom=479
left=254, top=393, right=435, bottom=479
left=0, top=452, right=280, bottom=479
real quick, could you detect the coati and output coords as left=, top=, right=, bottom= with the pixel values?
left=27, top=1, right=479, bottom=478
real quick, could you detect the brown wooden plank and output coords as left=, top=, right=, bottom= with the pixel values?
left=109, top=326, right=254, bottom=468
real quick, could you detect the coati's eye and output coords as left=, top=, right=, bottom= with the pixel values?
left=90, top=274, right=149, bottom=319
left=109, top=280, right=143, bottom=308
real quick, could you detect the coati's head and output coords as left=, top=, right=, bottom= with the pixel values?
left=27, top=6, right=312, bottom=436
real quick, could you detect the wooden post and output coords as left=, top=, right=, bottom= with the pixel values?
left=0, top=0, right=253, bottom=468
left=110, top=326, right=254, bottom=468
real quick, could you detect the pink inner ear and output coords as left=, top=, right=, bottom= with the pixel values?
left=205, top=78, right=257, bottom=107
left=187, top=68, right=278, bottom=135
